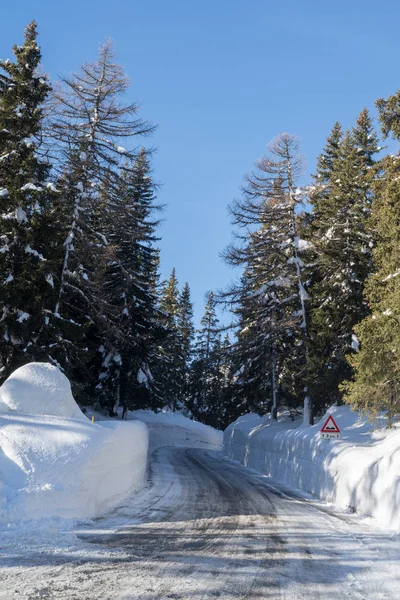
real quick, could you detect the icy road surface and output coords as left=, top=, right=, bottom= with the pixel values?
left=1, top=445, right=399, bottom=599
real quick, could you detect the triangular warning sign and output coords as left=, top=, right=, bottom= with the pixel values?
left=321, top=415, right=340, bottom=433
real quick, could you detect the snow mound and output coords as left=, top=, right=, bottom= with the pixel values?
left=129, top=409, right=223, bottom=451
left=0, top=362, right=86, bottom=420
left=0, top=412, right=148, bottom=526
left=224, top=406, right=400, bottom=531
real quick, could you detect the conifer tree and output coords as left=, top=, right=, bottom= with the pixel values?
left=189, top=292, right=224, bottom=424
left=47, top=40, right=154, bottom=401
left=216, top=334, right=235, bottom=428
left=343, top=92, right=400, bottom=418
left=0, top=21, right=58, bottom=377
left=97, top=149, right=162, bottom=414
left=158, top=268, right=182, bottom=408
left=306, top=110, right=379, bottom=409
left=223, top=134, right=312, bottom=422
left=176, top=282, right=195, bottom=404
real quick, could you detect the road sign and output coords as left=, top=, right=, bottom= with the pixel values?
left=320, top=415, right=340, bottom=439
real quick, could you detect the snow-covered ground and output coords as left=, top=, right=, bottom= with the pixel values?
left=128, top=408, right=223, bottom=451
left=0, top=363, right=222, bottom=544
left=224, top=406, right=400, bottom=530
left=1, top=364, right=399, bottom=598
left=0, top=363, right=149, bottom=528
left=1, top=445, right=399, bottom=599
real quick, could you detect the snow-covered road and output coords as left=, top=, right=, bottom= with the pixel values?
left=1, top=445, right=399, bottom=599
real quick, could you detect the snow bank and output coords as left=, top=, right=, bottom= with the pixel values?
left=0, top=363, right=149, bottom=527
left=0, top=362, right=86, bottom=420
left=129, top=409, right=223, bottom=451
left=224, top=406, right=400, bottom=530
left=0, top=413, right=148, bottom=526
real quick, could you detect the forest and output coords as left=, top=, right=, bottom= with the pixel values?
left=1, top=21, right=400, bottom=428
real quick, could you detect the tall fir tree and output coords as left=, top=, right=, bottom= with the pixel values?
left=189, top=292, right=225, bottom=425
left=306, top=110, right=379, bottom=409
left=0, top=21, right=58, bottom=378
left=158, top=268, right=182, bottom=408
left=223, top=134, right=312, bottom=422
left=176, top=282, right=195, bottom=404
left=97, top=149, right=163, bottom=414
left=343, top=92, right=400, bottom=418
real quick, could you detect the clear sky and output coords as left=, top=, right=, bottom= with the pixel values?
left=1, top=1, right=399, bottom=324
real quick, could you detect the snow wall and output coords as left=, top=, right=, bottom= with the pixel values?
left=0, top=363, right=149, bottom=525
left=223, top=406, right=400, bottom=530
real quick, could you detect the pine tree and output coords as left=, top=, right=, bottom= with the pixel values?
left=0, top=21, right=58, bottom=377
left=223, top=134, right=312, bottom=422
left=47, top=40, right=154, bottom=401
left=216, top=334, right=235, bottom=428
left=158, top=268, right=182, bottom=408
left=189, top=292, right=224, bottom=424
left=305, top=122, right=343, bottom=243
left=176, top=282, right=195, bottom=404
left=306, top=110, right=379, bottom=410
left=343, top=92, right=400, bottom=418
left=97, top=149, right=163, bottom=414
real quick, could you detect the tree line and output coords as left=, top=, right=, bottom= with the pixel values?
left=1, top=22, right=399, bottom=427
left=222, top=102, right=400, bottom=425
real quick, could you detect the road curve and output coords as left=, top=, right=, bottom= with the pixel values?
left=0, top=446, right=398, bottom=600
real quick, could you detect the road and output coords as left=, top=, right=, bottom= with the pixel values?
left=0, top=444, right=399, bottom=600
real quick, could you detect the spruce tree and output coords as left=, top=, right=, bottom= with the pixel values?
left=0, top=21, right=58, bottom=377
left=189, top=292, right=223, bottom=424
left=307, top=110, right=379, bottom=409
left=97, top=149, right=162, bottom=414
left=176, top=282, right=195, bottom=404
left=158, top=268, right=182, bottom=408
left=223, top=134, right=312, bottom=421
left=216, top=334, right=235, bottom=428
left=343, top=92, right=400, bottom=418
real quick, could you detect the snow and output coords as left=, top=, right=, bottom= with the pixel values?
left=298, top=280, right=309, bottom=300
left=287, top=255, right=304, bottom=267
left=382, top=270, right=400, bottom=282
left=0, top=364, right=222, bottom=532
left=0, top=188, right=8, bottom=198
left=16, top=310, right=30, bottom=323
left=25, top=244, right=46, bottom=261
left=45, top=272, right=54, bottom=287
left=20, top=183, right=42, bottom=192
left=127, top=409, right=223, bottom=451
left=224, top=406, right=400, bottom=530
left=0, top=363, right=149, bottom=527
left=16, top=207, right=27, bottom=223
left=137, top=368, right=148, bottom=384
left=294, top=236, right=312, bottom=250
left=351, top=332, right=360, bottom=351
left=1, top=444, right=400, bottom=600
left=0, top=412, right=148, bottom=526
left=0, top=363, right=86, bottom=419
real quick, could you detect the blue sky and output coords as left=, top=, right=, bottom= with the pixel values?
left=1, top=1, right=399, bottom=324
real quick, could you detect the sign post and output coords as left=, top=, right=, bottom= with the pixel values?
left=320, top=415, right=340, bottom=439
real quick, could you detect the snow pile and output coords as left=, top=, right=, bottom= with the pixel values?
left=224, top=406, right=400, bottom=530
left=0, top=363, right=149, bottom=526
left=0, top=362, right=86, bottom=420
left=130, top=409, right=223, bottom=451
